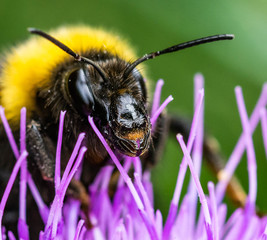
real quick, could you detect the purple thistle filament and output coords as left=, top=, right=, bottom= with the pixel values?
left=18, top=107, right=29, bottom=240
left=235, top=86, right=257, bottom=211
left=0, top=76, right=267, bottom=240
left=55, top=111, right=66, bottom=191
left=176, top=134, right=212, bottom=237
left=151, top=79, right=164, bottom=117
left=260, top=108, right=267, bottom=158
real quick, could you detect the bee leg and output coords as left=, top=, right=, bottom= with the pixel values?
left=168, top=114, right=247, bottom=208
left=67, top=179, right=93, bottom=228
left=27, top=120, right=94, bottom=226
left=26, top=119, right=56, bottom=181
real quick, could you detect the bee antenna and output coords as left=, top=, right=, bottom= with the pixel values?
left=123, top=34, right=234, bottom=78
left=28, top=28, right=108, bottom=81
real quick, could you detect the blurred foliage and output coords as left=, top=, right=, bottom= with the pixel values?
left=0, top=0, right=266, bottom=219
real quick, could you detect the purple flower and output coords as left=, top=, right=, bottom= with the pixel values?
left=0, top=74, right=267, bottom=240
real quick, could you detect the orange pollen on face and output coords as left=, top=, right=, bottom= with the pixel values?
left=125, top=130, right=145, bottom=141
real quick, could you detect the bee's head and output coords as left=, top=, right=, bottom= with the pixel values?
left=65, top=62, right=151, bottom=157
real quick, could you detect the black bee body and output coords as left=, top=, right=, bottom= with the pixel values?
left=0, top=26, right=236, bottom=238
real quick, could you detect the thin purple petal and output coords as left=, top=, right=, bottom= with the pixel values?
left=73, top=219, right=85, bottom=240
left=134, top=173, right=154, bottom=223
left=61, top=133, right=85, bottom=186
left=0, top=106, right=20, bottom=158
left=208, top=182, right=219, bottom=240
left=55, top=111, right=66, bottom=191
left=150, top=95, right=173, bottom=129
left=177, top=134, right=212, bottom=236
left=18, top=108, right=29, bottom=240
left=151, top=79, right=164, bottom=117
left=235, top=86, right=257, bottom=208
left=7, top=231, right=16, bottom=240
left=260, top=108, right=267, bottom=158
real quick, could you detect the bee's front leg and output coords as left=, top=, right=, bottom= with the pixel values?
left=27, top=119, right=56, bottom=180
left=27, top=119, right=92, bottom=226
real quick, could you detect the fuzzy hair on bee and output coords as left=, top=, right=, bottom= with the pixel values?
left=0, top=25, right=236, bottom=238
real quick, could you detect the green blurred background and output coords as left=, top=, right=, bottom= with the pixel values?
left=0, top=0, right=266, bottom=218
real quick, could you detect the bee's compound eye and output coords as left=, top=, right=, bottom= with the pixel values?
left=67, top=68, right=95, bottom=115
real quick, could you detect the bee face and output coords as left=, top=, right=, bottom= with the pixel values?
left=107, top=88, right=151, bottom=157
left=65, top=58, right=151, bottom=157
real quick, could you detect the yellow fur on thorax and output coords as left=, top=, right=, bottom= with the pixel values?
left=0, top=25, right=138, bottom=125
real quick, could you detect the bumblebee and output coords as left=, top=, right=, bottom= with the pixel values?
left=0, top=25, right=235, bottom=237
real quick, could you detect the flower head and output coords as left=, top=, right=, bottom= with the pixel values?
left=0, top=75, right=267, bottom=240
